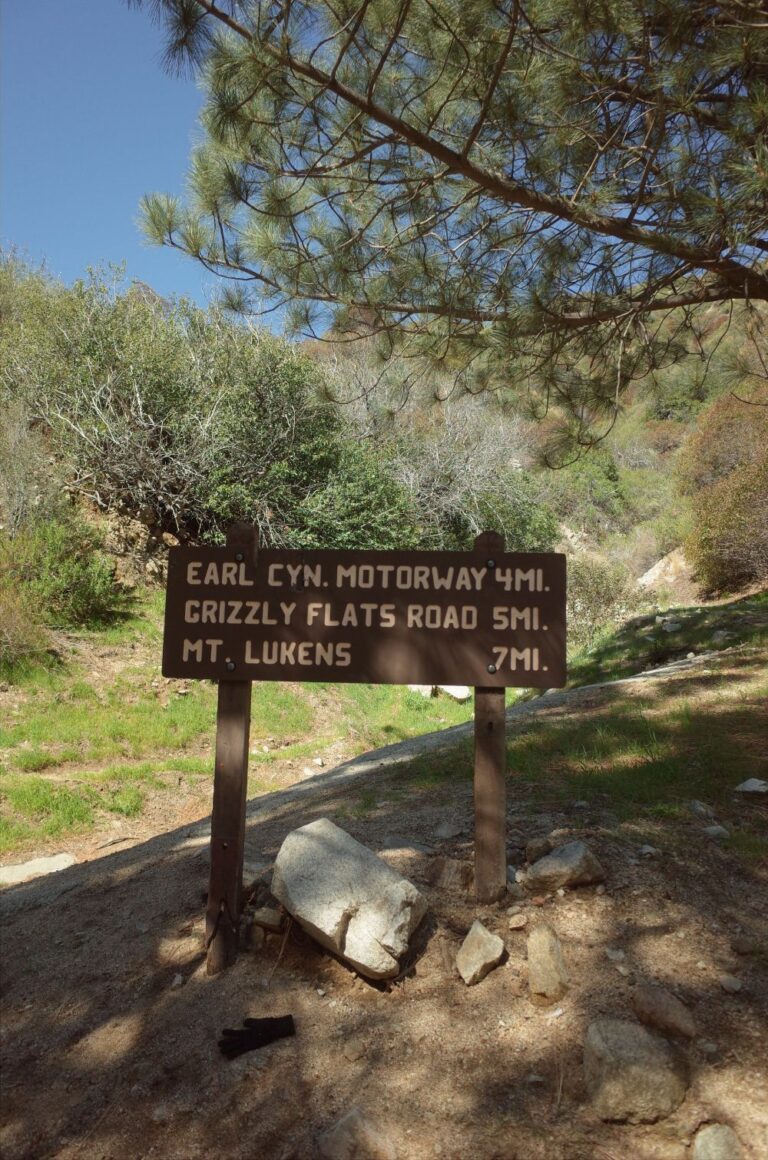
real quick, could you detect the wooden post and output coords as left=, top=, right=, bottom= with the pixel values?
left=474, top=687, right=507, bottom=902
left=205, top=525, right=256, bottom=975
left=473, top=531, right=507, bottom=903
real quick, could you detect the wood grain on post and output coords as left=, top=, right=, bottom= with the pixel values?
left=473, top=531, right=508, bottom=903
left=205, top=524, right=256, bottom=975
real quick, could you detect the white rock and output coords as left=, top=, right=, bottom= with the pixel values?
left=455, top=920, right=505, bottom=985
left=704, top=825, right=729, bottom=839
left=407, top=684, right=434, bottom=698
left=272, top=818, right=428, bottom=980
left=437, top=685, right=472, bottom=702
left=583, top=1018, right=689, bottom=1123
left=692, top=1123, right=744, bottom=1160
left=525, top=841, right=605, bottom=891
left=434, top=821, right=464, bottom=840
left=317, top=1107, right=397, bottom=1160
left=734, top=778, right=767, bottom=794
left=0, top=853, right=76, bottom=886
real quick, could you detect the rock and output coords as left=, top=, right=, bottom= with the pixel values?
left=734, top=778, right=767, bottom=794
left=719, top=974, right=742, bottom=994
left=456, top=920, right=505, bottom=985
left=605, top=948, right=626, bottom=962
left=631, top=983, right=697, bottom=1039
left=704, top=825, right=729, bottom=839
left=317, top=1107, right=397, bottom=1160
left=662, top=620, right=682, bottom=632
left=508, top=913, right=528, bottom=930
left=425, top=856, right=473, bottom=891
left=690, top=800, right=714, bottom=818
left=638, top=844, right=661, bottom=857
left=711, top=630, right=733, bottom=645
left=407, top=684, right=434, bottom=698
left=434, top=821, right=464, bottom=841
left=271, top=818, right=428, bottom=980
left=0, top=853, right=76, bottom=886
left=730, top=933, right=761, bottom=956
left=527, top=922, right=569, bottom=1004
left=437, top=685, right=471, bottom=702
left=380, top=835, right=434, bottom=856
left=251, top=907, right=284, bottom=933
left=170, top=973, right=183, bottom=989
left=525, top=836, right=553, bottom=863
left=525, top=841, right=605, bottom=892
left=583, top=1018, right=689, bottom=1123
left=692, top=1123, right=744, bottom=1160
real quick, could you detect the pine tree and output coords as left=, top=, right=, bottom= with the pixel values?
left=132, top=1, right=768, bottom=449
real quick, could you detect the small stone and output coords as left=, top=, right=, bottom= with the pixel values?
left=690, top=800, right=714, bottom=818
left=572, top=800, right=589, bottom=810
left=407, top=684, right=434, bottom=698
left=583, top=1018, right=689, bottom=1123
left=317, top=1107, right=397, bottom=1160
left=595, top=884, right=607, bottom=896
left=251, top=907, right=284, bottom=933
left=699, top=1041, right=719, bottom=1057
left=527, top=922, right=569, bottom=1004
left=526, top=1073, right=546, bottom=1084
left=456, top=920, right=505, bottom=986
left=434, top=821, right=464, bottom=840
left=638, top=845, right=661, bottom=857
left=508, top=913, right=528, bottom=930
left=734, top=778, right=767, bottom=794
left=314, top=758, right=325, bottom=768
left=703, top=825, right=729, bottom=839
left=605, top=948, right=626, bottom=962
left=343, top=1036, right=367, bottom=1062
left=525, top=840, right=605, bottom=892
left=425, top=856, right=472, bottom=890
left=730, top=934, right=761, bottom=956
left=526, top=836, right=553, bottom=863
left=170, top=974, right=183, bottom=989
left=631, top=983, right=697, bottom=1039
left=662, top=620, right=682, bottom=632
left=692, top=1123, right=744, bottom=1160
left=719, top=974, right=742, bottom=994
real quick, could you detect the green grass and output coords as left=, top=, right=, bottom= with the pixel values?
left=565, top=591, right=768, bottom=689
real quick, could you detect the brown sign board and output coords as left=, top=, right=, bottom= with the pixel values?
left=162, top=546, right=566, bottom=688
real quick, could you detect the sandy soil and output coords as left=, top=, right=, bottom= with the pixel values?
left=1, top=663, right=767, bottom=1160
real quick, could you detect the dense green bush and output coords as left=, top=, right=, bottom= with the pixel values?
left=678, top=391, right=768, bottom=591
left=0, top=257, right=428, bottom=550
left=1, top=514, right=120, bottom=628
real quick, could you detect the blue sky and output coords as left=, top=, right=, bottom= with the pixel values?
left=1, top=0, right=217, bottom=306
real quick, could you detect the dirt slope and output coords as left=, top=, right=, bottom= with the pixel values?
left=1, top=661, right=767, bottom=1160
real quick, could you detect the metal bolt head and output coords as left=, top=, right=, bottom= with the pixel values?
left=235, top=553, right=244, bottom=563
left=225, top=661, right=236, bottom=672
left=487, top=559, right=496, bottom=569
left=487, top=663, right=497, bottom=674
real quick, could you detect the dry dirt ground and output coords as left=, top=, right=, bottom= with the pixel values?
left=1, top=670, right=768, bottom=1160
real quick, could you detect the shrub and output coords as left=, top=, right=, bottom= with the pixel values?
left=566, top=553, right=646, bottom=651
left=677, top=390, right=768, bottom=591
left=0, top=582, right=50, bottom=676
left=1, top=514, right=121, bottom=628
left=685, top=460, right=768, bottom=591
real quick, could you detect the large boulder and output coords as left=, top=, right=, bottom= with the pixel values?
left=583, top=1018, right=689, bottom=1123
left=272, top=818, right=428, bottom=980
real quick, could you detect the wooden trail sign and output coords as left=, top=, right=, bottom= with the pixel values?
left=162, top=530, right=566, bottom=970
